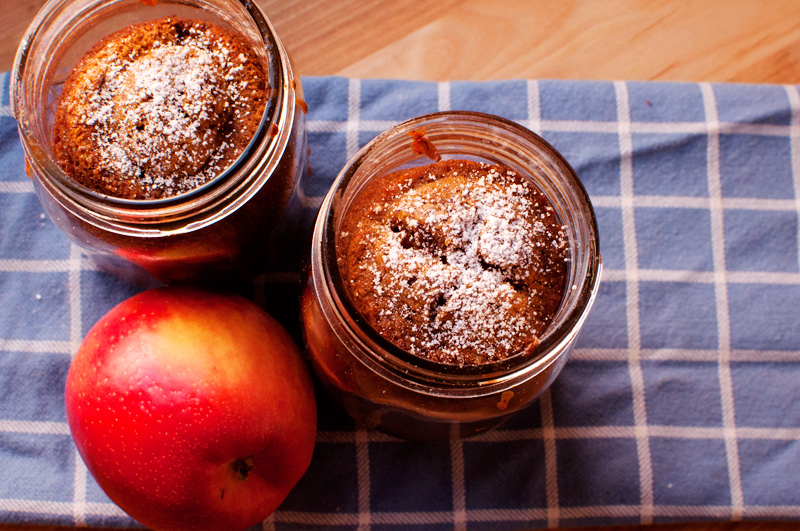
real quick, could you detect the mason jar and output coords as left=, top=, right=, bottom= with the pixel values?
left=11, top=0, right=307, bottom=286
left=301, top=111, right=602, bottom=440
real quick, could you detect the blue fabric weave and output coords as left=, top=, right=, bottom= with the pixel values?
left=1, top=74, right=799, bottom=529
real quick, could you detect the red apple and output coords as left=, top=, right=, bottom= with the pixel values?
left=65, top=287, right=317, bottom=531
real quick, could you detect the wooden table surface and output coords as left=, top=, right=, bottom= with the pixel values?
left=5, top=0, right=800, bottom=82
left=1, top=0, right=799, bottom=530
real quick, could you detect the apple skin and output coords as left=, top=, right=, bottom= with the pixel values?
left=65, top=287, right=317, bottom=531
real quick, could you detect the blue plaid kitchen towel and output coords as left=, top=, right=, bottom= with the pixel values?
left=1, top=74, right=799, bottom=530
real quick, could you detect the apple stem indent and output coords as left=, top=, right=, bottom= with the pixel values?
left=232, top=456, right=254, bottom=481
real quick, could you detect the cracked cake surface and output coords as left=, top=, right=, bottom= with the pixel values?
left=337, top=159, right=569, bottom=366
left=53, top=16, right=268, bottom=199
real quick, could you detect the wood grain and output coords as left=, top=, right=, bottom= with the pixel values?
left=330, top=0, right=800, bottom=83
left=4, top=0, right=800, bottom=82
left=1, top=1, right=799, bottom=530
left=0, top=0, right=49, bottom=72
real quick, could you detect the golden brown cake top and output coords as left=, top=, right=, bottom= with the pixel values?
left=54, top=17, right=269, bottom=199
left=337, top=159, right=569, bottom=366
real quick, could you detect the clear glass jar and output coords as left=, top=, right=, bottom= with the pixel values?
left=11, top=0, right=307, bottom=286
left=301, top=111, right=602, bottom=440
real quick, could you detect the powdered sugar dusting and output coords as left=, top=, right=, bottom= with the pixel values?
left=339, top=160, right=569, bottom=366
left=54, top=18, right=268, bottom=199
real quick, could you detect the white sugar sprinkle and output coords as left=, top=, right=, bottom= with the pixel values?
left=66, top=19, right=262, bottom=198
left=341, top=161, right=569, bottom=365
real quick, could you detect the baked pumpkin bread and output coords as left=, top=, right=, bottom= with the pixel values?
left=54, top=16, right=268, bottom=199
left=337, top=159, right=569, bottom=366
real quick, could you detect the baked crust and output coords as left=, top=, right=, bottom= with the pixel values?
left=337, top=159, right=569, bottom=366
left=53, top=17, right=268, bottom=199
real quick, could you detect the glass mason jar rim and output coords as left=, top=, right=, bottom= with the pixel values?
left=313, top=110, right=602, bottom=391
left=11, top=0, right=292, bottom=228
